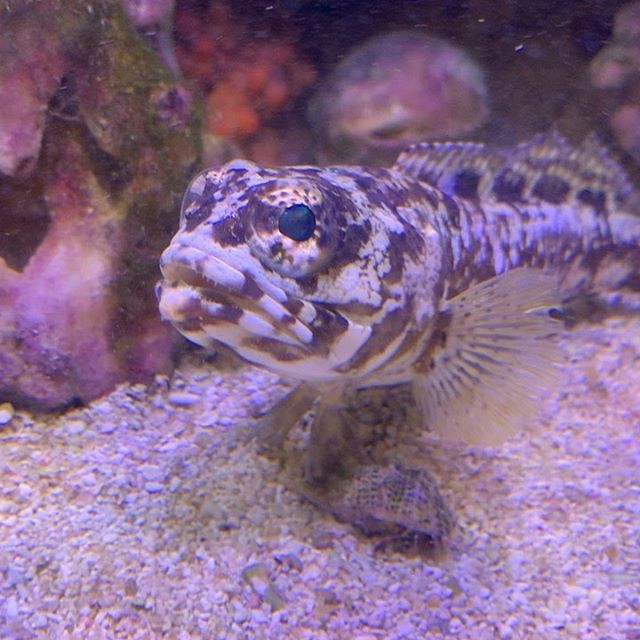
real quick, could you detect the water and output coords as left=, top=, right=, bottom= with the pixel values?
left=0, top=1, right=638, bottom=638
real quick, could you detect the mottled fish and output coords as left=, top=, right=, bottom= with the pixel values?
left=158, top=131, right=639, bottom=447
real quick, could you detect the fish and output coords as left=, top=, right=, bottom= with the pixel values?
left=157, top=132, right=640, bottom=547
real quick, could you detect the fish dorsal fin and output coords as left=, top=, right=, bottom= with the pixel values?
left=394, top=132, right=638, bottom=214
left=412, top=268, right=564, bottom=446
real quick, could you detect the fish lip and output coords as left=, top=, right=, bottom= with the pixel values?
left=159, top=243, right=245, bottom=294
left=158, top=244, right=314, bottom=348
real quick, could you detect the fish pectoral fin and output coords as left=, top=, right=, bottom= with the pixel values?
left=413, top=267, right=564, bottom=446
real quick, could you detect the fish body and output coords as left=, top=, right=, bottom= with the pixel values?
left=158, top=133, right=640, bottom=447
left=157, top=133, right=639, bottom=547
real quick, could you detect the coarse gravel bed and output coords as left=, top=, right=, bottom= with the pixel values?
left=0, top=316, right=639, bottom=639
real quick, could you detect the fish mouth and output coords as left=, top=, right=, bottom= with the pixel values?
left=157, top=243, right=317, bottom=356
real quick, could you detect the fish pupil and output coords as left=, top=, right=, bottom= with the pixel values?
left=278, top=204, right=316, bottom=241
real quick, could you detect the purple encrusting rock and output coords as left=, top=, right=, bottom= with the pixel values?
left=308, top=31, right=488, bottom=164
left=0, top=13, right=66, bottom=177
left=0, top=0, right=200, bottom=409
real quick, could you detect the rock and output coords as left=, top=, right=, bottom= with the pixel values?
left=308, top=31, right=488, bottom=164
left=0, top=9, right=66, bottom=177
left=589, top=1, right=640, bottom=162
left=122, top=0, right=174, bottom=28
left=0, top=403, right=14, bottom=425
left=0, top=0, right=200, bottom=410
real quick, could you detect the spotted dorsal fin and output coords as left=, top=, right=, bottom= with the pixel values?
left=394, top=131, right=638, bottom=214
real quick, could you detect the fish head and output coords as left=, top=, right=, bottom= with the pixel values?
left=157, top=160, right=438, bottom=382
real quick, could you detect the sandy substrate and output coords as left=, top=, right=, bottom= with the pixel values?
left=0, top=316, right=639, bottom=639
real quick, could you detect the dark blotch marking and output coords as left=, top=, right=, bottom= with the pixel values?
left=183, top=174, right=226, bottom=231
left=241, top=274, right=263, bottom=300
left=451, top=168, right=480, bottom=199
left=211, top=215, right=245, bottom=247
left=248, top=184, right=283, bottom=235
left=292, top=167, right=322, bottom=176
left=309, top=306, right=349, bottom=348
left=442, top=194, right=461, bottom=229
left=337, top=303, right=410, bottom=373
left=177, top=295, right=243, bottom=331
left=352, top=173, right=392, bottom=212
left=621, top=270, right=640, bottom=292
left=244, top=336, right=311, bottom=361
left=353, top=175, right=380, bottom=194
left=396, top=180, right=439, bottom=210
left=283, top=297, right=304, bottom=315
left=414, top=310, right=454, bottom=374
left=316, top=227, right=333, bottom=249
left=179, top=317, right=209, bottom=332
left=398, top=224, right=426, bottom=263
left=212, top=304, right=244, bottom=324
left=492, top=169, right=525, bottom=202
left=184, top=204, right=212, bottom=232
left=576, top=188, right=606, bottom=215
left=382, top=236, right=405, bottom=285
left=298, top=274, right=319, bottom=295
left=331, top=223, right=369, bottom=270
left=532, top=174, right=570, bottom=204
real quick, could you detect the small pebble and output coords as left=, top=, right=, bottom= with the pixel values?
left=30, top=612, right=48, bottom=629
left=168, top=391, right=200, bottom=407
left=4, top=596, right=18, bottom=619
left=0, top=402, right=14, bottom=425
left=232, top=603, right=248, bottom=624
left=65, top=419, right=86, bottom=435
left=315, top=587, right=340, bottom=606
left=17, top=483, right=33, bottom=499
left=310, top=528, right=334, bottom=550
left=145, top=482, right=164, bottom=493
left=274, top=553, right=303, bottom=573
left=241, top=563, right=287, bottom=611
left=97, top=421, right=118, bottom=434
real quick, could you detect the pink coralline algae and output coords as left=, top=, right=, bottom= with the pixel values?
left=0, top=0, right=200, bottom=409
left=308, top=31, right=488, bottom=163
left=0, top=131, right=123, bottom=405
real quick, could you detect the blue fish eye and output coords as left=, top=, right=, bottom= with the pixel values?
left=278, top=204, right=316, bottom=241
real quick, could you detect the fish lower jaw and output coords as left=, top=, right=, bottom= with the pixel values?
left=157, top=273, right=381, bottom=383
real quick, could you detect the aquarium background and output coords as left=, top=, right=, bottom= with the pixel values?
left=0, top=1, right=639, bottom=638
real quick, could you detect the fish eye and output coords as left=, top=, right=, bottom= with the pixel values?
left=278, top=204, right=316, bottom=241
